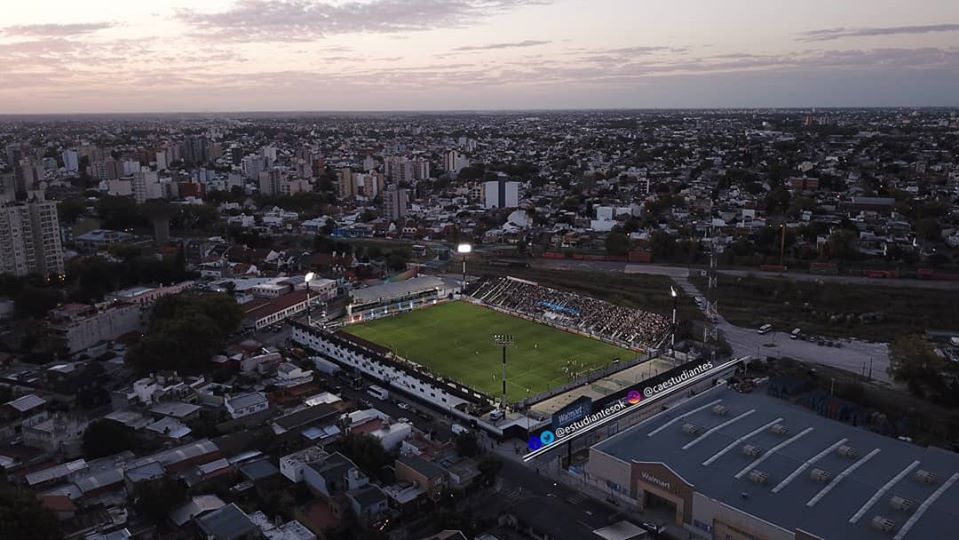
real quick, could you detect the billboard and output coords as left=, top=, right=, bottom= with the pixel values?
left=525, top=357, right=741, bottom=459
left=551, top=395, right=593, bottom=431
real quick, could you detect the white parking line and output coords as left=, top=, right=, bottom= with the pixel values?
left=771, top=438, right=848, bottom=494
left=682, top=409, right=756, bottom=450
left=806, top=448, right=881, bottom=507
left=647, top=399, right=724, bottom=438
left=893, top=472, right=959, bottom=540
left=702, top=417, right=784, bottom=467
left=734, top=427, right=814, bottom=479
left=849, top=460, right=919, bottom=524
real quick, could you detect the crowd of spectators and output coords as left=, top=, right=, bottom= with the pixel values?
left=472, top=277, right=670, bottom=348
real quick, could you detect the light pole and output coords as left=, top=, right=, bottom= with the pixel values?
left=779, top=223, right=786, bottom=268
left=493, top=333, right=513, bottom=410
left=670, top=286, right=678, bottom=357
left=305, top=272, right=315, bottom=326
left=457, top=243, right=472, bottom=295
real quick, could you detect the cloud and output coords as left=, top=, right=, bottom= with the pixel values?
left=800, top=23, right=959, bottom=42
left=177, top=0, right=548, bottom=42
left=0, top=22, right=113, bottom=37
left=452, top=39, right=549, bottom=51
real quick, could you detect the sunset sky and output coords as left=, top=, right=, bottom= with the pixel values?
left=2, top=0, right=958, bottom=112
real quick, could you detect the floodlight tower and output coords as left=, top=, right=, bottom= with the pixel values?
left=457, top=243, right=472, bottom=294
left=305, top=272, right=316, bottom=326
left=492, top=333, right=513, bottom=409
left=670, top=286, right=678, bottom=356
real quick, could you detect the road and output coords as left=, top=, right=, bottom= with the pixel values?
left=493, top=255, right=957, bottom=291
left=535, top=260, right=892, bottom=383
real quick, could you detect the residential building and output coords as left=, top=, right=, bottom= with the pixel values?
left=47, top=302, right=144, bottom=354
left=132, top=170, right=162, bottom=203
left=0, top=394, right=49, bottom=441
left=337, top=168, right=355, bottom=199
left=62, top=149, right=79, bottom=172
left=195, top=503, right=258, bottom=540
left=280, top=446, right=329, bottom=483
left=396, top=456, right=447, bottom=500
left=0, top=196, right=64, bottom=277
left=242, top=289, right=330, bottom=330
left=484, top=179, right=520, bottom=209
left=259, top=168, right=283, bottom=196
left=225, top=392, right=269, bottom=419
left=444, top=151, right=469, bottom=174
left=22, top=413, right=89, bottom=455
left=303, top=453, right=368, bottom=498
left=346, top=484, right=389, bottom=524
left=383, top=185, right=409, bottom=223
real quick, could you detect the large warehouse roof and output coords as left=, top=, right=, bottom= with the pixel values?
left=351, top=276, right=446, bottom=306
left=594, top=386, right=959, bottom=540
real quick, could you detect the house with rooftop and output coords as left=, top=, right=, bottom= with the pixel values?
left=395, top=455, right=447, bottom=500
left=22, top=413, right=88, bottom=455
left=195, top=502, right=258, bottom=540
left=345, top=484, right=389, bottom=525
left=280, top=446, right=328, bottom=483
left=0, top=393, right=48, bottom=440
left=302, top=452, right=368, bottom=499
left=225, top=391, right=269, bottom=419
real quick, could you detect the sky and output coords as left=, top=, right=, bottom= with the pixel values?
left=1, top=0, right=958, bottom=113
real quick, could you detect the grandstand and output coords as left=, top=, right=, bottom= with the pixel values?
left=471, top=276, right=670, bottom=350
left=347, top=276, right=455, bottom=322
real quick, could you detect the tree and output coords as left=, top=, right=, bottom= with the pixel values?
left=339, top=433, right=390, bottom=479
left=888, top=334, right=950, bottom=400
left=605, top=231, right=630, bottom=257
left=477, top=456, right=503, bottom=485
left=96, top=195, right=145, bottom=230
left=454, top=432, right=480, bottom=458
left=0, top=486, right=62, bottom=540
left=915, top=218, right=941, bottom=241
left=57, top=199, right=88, bottom=224
left=132, top=478, right=187, bottom=526
left=649, top=231, right=676, bottom=260
left=127, top=294, right=243, bottom=375
left=83, top=420, right=141, bottom=459
left=14, top=286, right=61, bottom=318
left=821, top=230, right=858, bottom=261
left=385, top=249, right=410, bottom=271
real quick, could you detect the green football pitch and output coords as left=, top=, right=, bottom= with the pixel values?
left=340, top=301, right=634, bottom=402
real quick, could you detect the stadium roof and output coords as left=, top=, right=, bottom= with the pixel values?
left=594, top=386, right=959, bottom=540
left=350, top=276, right=445, bottom=306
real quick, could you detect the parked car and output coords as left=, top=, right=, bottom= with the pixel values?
left=640, top=522, right=665, bottom=534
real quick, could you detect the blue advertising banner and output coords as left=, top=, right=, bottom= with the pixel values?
left=551, top=395, right=593, bottom=431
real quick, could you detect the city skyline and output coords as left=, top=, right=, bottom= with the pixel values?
left=2, top=0, right=959, bottom=112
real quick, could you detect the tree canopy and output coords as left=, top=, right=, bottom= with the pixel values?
left=83, top=420, right=142, bottom=459
left=0, top=486, right=62, bottom=540
left=888, top=334, right=958, bottom=406
left=605, top=230, right=630, bottom=257
left=127, top=293, right=243, bottom=375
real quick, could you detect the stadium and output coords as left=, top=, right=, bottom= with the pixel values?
left=292, top=274, right=677, bottom=435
